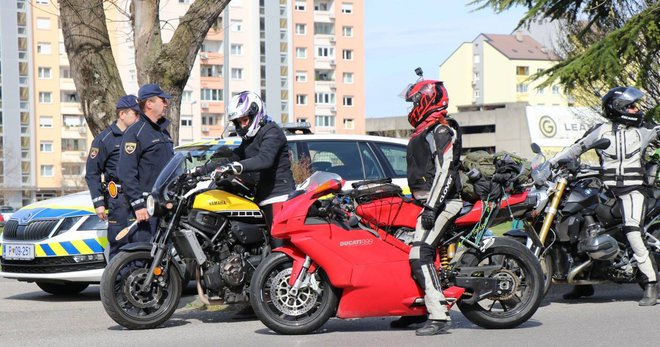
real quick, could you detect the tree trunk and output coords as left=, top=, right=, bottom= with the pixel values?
left=59, top=0, right=126, bottom=136
left=132, top=0, right=230, bottom=144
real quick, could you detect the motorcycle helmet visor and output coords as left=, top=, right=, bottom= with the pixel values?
left=611, top=87, right=645, bottom=115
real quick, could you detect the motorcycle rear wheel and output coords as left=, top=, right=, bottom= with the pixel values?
left=100, top=250, right=182, bottom=330
left=456, top=241, right=544, bottom=329
left=250, top=252, right=338, bottom=335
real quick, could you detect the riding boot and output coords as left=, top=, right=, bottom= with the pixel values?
left=390, top=315, right=427, bottom=329
left=562, top=285, right=594, bottom=300
left=639, top=282, right=658, bottom=306
left=415, top=320, right=451, bottom=336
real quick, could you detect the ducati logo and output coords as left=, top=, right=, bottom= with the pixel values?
left=124, top=142, right=137, bottom=155
left=89, top=147, right=99, bottom=159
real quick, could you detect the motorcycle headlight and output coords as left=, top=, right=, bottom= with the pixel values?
left=146, top=194, right=155, bottom=216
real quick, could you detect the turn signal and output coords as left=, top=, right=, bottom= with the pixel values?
left=153, top=267, right=163, bottom=276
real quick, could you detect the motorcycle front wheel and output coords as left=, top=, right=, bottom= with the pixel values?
left=100, top=250, right=182, bottom=330
left=250, top=252, right=339, bottom=335
left=456, top=241, right=544, bottom=329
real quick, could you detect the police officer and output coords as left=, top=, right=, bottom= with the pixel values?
left=118, top=84, right=174, bottom=243
left=85, top=95, right=140, bottom=260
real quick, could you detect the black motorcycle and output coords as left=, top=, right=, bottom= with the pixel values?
left=507, top=140, right=660, bottom=295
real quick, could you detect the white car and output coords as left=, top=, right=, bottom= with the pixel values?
left=0, top=134, right=409, bottom=294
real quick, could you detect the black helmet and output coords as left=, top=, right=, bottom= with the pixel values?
left=601, top=86, right=645, bottom=127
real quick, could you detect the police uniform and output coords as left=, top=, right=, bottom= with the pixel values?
left=118, top=85, right=174, bottom=243
left=84, top=95, right=140, bottom=260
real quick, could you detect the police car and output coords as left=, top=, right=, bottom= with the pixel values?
left=0, top=132, right=408, bottom=295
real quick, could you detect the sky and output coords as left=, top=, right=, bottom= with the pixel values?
left=364, top=1, right=528, bottom=117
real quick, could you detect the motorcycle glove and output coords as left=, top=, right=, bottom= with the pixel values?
left=420, top=208, right=436, bottom=230
left=215, top=161, right=243, bottom=177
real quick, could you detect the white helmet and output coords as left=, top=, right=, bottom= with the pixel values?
left=228, top=91, right=266, bottom=139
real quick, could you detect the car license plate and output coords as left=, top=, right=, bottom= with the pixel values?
left=3, top=243, right=35, bottom=260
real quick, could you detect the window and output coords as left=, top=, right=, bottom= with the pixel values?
left=341, top=3, right=353, bottom=14
left=40, top=141, right=53, bottom=152
left=316, top=46, right=334, bottom=58
left=36, top=17, right=50, bottom=29
left=62, top=164, right=83, bottom=176
left=295, top=23, right=306, bottom=35
left=38, top=67, right=51, bottom=79
left=295, top=71, right=307, bottom=82
left=230, top=20, right=243, bottom=32
left=41, top=165, right=54, bottom=177
left=230, top=44, right=243, bottom=55
left=297, top=118, right=308, bottom=123
left=343, top=96, right=353, bottom=106
left=179, top=0, right=191, bottom=3
left=295, top=1, right=305, bottom=11
left=36, top=0, right=49, bottom=4
left=473, top=55, right=480, bottom=64
left=473, top=71, right=480, bottom=81
left=314, top=115, right=335, bottom=128
left=343, top=72, right=353, bottom=84
left=516, top=66, right=529, bottom=76
left=306, top=141, right=383, bottom=181
left=343, top=118, right=354, bottom=130
left=314, top=22, right=334, bottom=35
left=201, top=113, right=222, bottom=125
left=201, top=64, right=222, bottom=77
left=296, top=94, right=307, bottom=105
left=61, top=138, right=84, bottom=151
left=536, top=87, right=544, bottom=95
left=315, top=92, right=335, bottom=104
left=516, top=83, right=528, bottom=93
left=60, top=66, right=71, bottom=78
left=39, top=116, right=53, bottom=128
left=314, top=2, right=330, bottom=11
left=63, top=114, right=84, bottom=127
left=342, top=26, right=353, bottom=37
left=181, top=116, right=192, bottom=127
left=182, top=90, right=193, bottom=103
left=552, top=85, right=560, bottom=95
left=37, top=42, right=51, bottom=54
left=342, top=49, right=353, bottom=60
left=375, top=143, right=407, bottom=177
left=296, top=47, right=307, bottom=59
left=231, top=68, right=243, bottom=80
left=39, top=92, right=52, bottom=103
left=200, top=88, right=223, bottom=101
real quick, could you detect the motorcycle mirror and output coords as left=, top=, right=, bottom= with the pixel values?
left=592, top=138, right=611, bottom=150
left=530, top=143, right=542, bottom=154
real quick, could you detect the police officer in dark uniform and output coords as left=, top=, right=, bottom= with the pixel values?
left=85, top=95, right=140, bottom=260
left=118, top=84, right=174, bottom=243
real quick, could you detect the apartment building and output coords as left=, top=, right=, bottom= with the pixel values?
left=0, top=0, right=36, bottom=208
left=440, top=32, right=573, bottom=114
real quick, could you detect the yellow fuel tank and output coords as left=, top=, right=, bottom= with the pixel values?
left=192, top=189, right=260, bottom=213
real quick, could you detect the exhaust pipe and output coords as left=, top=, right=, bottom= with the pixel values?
left=566, top=259, right=606, bottom=285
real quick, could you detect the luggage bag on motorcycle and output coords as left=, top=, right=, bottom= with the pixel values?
left=351, top=182, right=402, bottom=204
left=459, top=151, right=531, bottom=202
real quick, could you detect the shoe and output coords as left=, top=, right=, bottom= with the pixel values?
left=232, top=305, right=256, bottom=320
left=390, top=315, right=428, bottom=328
left=639, top=282, right=657, bottom=306
left=562, top=285, right=594, bottom=300
left=415, top=320, right=451, bottom=336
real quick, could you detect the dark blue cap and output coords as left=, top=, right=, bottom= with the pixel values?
left=116, top=95, right=140, bottom=112
left=138, top=83, right=172, bottom=100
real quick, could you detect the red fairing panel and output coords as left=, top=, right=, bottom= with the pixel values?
left=355, top=197, right=422, bottom=230
left=454, top=192, right=529, bottom=226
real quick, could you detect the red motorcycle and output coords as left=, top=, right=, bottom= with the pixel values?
left=250, top=172, right=543, bottom=334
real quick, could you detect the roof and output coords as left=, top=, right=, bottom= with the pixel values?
left=482, top=33, right=560, bottom=61
left=177, top=134, right=408, bottom=149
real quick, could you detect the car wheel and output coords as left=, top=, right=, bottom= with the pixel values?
left=36, top=282, right=89, bottom=295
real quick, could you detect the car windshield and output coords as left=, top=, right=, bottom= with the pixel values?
left=0, top=206, right=15, bottom=213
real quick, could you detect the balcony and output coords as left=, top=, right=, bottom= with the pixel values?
left=200, top=125, right=224, bottom=138
left=313, top=10, right=335, bottom=23
left=61, top=102, right=83, bottom=115
left=61, top=126, right=88, bottom=139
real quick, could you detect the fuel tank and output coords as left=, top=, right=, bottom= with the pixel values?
left=192, top=189, right=261, bottom=213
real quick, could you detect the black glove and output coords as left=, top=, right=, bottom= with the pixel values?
left=420, top=208, right=436, bottom=230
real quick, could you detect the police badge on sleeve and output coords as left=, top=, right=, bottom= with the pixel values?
left=89, top=147, right=99, bottom=159
left=124, top=142, right=137, bottom=154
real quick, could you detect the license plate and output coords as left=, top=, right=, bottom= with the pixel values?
left=3, top=243, right=35, bottom=260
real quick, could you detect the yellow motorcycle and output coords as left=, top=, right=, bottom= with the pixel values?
left=100, top=152, right=270, bottom=329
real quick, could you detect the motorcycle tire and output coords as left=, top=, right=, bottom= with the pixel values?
left=504, top=236, right=553, bottom=297
left=100, top=250, right=183, bottom=330
left=250, top=252, right=339, bottom=335
left=456, top=239, right=544, bottom=329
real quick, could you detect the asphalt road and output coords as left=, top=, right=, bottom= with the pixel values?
left=1, top=278, right=658, bottom=347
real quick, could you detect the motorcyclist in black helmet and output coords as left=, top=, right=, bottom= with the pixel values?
left=550, top=86, right=658, bottom=306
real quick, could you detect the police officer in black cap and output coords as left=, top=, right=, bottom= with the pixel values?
left=85, top=95, right=140, bottom=260
left=118, top=84, right=174, bottom=242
